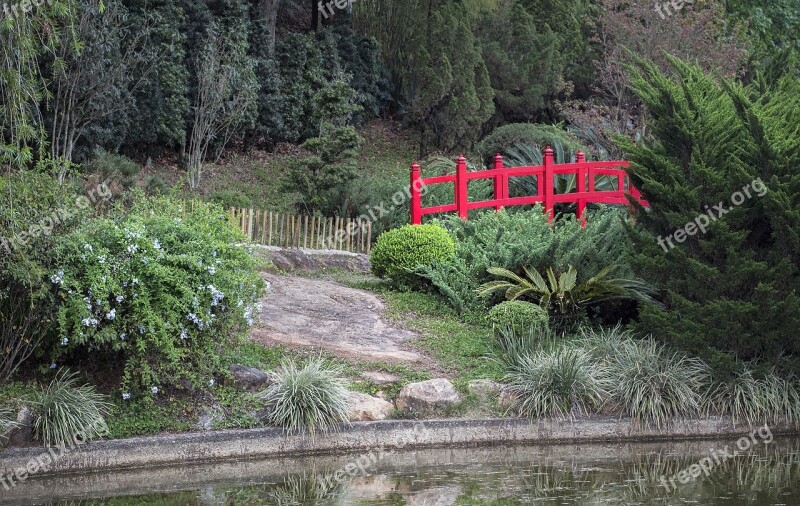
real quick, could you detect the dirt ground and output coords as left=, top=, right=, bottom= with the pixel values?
left=250, top=273, right=426, bottom=364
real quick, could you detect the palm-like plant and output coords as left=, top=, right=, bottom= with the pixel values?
left=477, top=264, right=659, bottom=334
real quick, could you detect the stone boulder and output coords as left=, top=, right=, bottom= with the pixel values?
left=467, top=379, right=503, bottom=399
left=6, top=406, right=35, bottom=447
left=396, top=379, right=461, bottom=415
left=347, top=392, right=394, bottom=422
left=226, top=365, right=271, bottom=392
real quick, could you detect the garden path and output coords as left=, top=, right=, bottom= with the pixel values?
left=249, top=273, right=425, bottom=364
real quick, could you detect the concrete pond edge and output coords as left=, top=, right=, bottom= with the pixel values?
left=1, top=416, right=796, bottom=480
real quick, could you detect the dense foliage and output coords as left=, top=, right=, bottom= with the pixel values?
left=487, top=300, right=549, bottom=335
left=50, top=197, right=264, bottom=395
left=420, top=207, right=635, bottom=315
left=622, top=57, right=800, bottom=372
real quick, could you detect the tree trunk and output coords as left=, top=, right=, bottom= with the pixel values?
left=311, top=0, right=320, bottom=31
left=259, top=0, right=280, bottom=54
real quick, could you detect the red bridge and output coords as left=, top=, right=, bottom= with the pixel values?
left=410, top=146, right=648, bottom=225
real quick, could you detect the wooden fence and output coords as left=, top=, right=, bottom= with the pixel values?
left=229, top=208, right=372, bottom=254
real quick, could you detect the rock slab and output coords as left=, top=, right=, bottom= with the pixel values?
left=396, top=379, right=461, bottom=415
left=347, top=392, right=395, bottom=422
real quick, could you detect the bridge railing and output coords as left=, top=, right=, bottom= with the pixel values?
left=410, top=146, right=648, bottom=225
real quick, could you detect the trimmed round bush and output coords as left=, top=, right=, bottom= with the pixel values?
left=370, top=224, right=455, bottom=287
left=488, top=300, right=549, bottom=335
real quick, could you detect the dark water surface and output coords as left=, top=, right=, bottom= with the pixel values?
left=3, top=436, right=800, bottom=505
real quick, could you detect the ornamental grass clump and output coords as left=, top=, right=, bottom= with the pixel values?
left=706, top=364, right=800, bottom=427
left=258, top=358, right=350, bottom=435
left=603, top=337, right=710, bottom=428
left=33, top=369, right=111, bottom=447
left=503, top=346, right=611, bottom=420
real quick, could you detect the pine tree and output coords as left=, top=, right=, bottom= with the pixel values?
left=623, top=56, right=800, bottom=372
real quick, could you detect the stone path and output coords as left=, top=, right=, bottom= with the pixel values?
left=249, top=273, right=425, bottom=364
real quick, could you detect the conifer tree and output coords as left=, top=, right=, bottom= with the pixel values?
left=622, top=56, right=800, bottom=372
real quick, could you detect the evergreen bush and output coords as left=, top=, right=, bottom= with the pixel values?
left=370, top=224, right=455, bottom=288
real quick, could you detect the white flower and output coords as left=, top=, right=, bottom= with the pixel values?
left=105, top=309, right=116, bottom=320
left=207, top=265, right=216, bottom=276
left=50, top=270, right=64, bottom=285
left=127, top=244, right=138, bottom=254
left=119, top=332, right=127, bottom=340
left=50, top=363, right=57, bottom=369
left=81, top=317, right=99, bottom=327
left=151, top=386, right=159, bottom=394
left=122, top=392, right=131, bottom=400
left=132, top=278, right=139, bottom=285
left=209, top=379, right=215, bottom=387
left=116, top=295, right=124, bottom=303
left=61, top=338, right=69, bottom=346
left=97, top=255, right=106, bottom=264
left=179, top=328, right=188, bottom=340
left=153, top=239, right=161, bottom=250
left=84, top=244, right=93, bottom=252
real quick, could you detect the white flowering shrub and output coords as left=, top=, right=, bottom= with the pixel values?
left=50, top=197, right=264, bottom=396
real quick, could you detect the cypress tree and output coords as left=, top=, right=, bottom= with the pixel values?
left=622, top=56, right=800, bottom=372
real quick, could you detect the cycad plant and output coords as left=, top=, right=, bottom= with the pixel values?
left=258, top=358, right=350, bottom=435
left=477, top=264, right=658, bottom=334
left=33, top=369, right=111, bottom=447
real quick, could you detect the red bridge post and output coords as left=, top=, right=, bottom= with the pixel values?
left=576, top=150, right=587, bottom=226
left=455, top=155, right=468, bottom=220
left=410, top=162, right=422, bottom=225
left=493, top=153, right=505, bottom=211
left=543, top=146, right=555, bottom=221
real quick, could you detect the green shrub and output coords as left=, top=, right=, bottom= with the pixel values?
left=0, top=172, right=88, bottom=381
left=258, top=358, right=349, bottom=435
left=479, top=264, right=657, bottom=335
left=623, top=57, right=800, bottom=368
left=32, top=369, right=111, bottom=447
left=503, top=346, right=611, bottom=419
left=84, top=150, right=141, bottom=190
left=50, top=196, right=265, bottom=395
left=488, top=300, right=549, bottom=335
left=419, top=207, right=635, bottom=318
left=208, top=189, right=253, bottom=210
left=475, top=123, right=586, bottom=165
left=371, top=224, right=455, bottom=288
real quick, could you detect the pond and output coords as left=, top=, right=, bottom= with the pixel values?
left=5, top=436, right=800, bottom=505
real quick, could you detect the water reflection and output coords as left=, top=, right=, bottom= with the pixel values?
left=13, top=437, right=800, bottom=505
